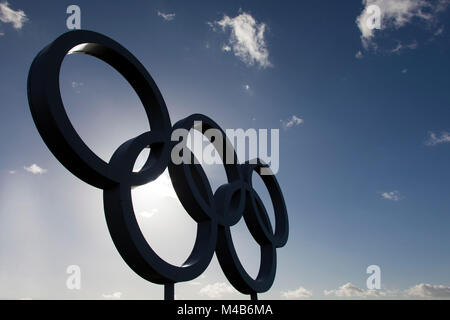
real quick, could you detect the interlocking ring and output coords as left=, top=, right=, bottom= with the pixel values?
left=27, top=30, right=289, bottom=296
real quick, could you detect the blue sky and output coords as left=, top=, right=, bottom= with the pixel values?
left=1, top=0, right=450, bottom=299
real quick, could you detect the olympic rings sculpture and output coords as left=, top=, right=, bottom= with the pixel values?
left=27, top=30, right=289, bottom=298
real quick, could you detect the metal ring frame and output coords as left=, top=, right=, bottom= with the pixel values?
left=27, top=30, right=289, bottom=299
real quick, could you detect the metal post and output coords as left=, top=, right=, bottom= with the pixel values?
left=164, top=283, right=174, bottom=300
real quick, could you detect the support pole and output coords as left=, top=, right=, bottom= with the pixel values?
left=164, top=283, right=174, bottom=300
left=250, top=292, right=258, bottom=301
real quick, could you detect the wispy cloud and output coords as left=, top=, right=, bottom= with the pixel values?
left=281, top=115, right=303, bottom=129
left=71, top=81, right=83, bottom=88
left=324, top=282, right=387, bottom=297
left=157, top=11, right=175, bottom=21
left=381, top=190, right=402, bottom=201
left=139, top=208, right=158, bottom=218
left=24, top=164, right=47, bottom=175
left=406, top=283, right=450, bottom=298
left=0, top=1, right=28, bottom=30
left=281, top=287, right=313, bottom=299
left=8, top=170, right=15, bottom=174
left=210, top=12, right=272, bottom=68
left=434, top=26, right=444, bottom=36
left=199, top=282, right=236, bottom=298
left=391, top=40, right=418, bottom=53
left=356, top=0, right=450, bottom=50
left=425, top=131, right=450, bottom=146
left=71, top=81, right=84, bottom=93
left=222, top=44, right=231, bottom=52
left=102, top=292, right=122, bottom=299
left=355, top=50, right=364, bottom=59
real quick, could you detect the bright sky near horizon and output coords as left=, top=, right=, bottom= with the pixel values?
left=1, top=0, right=450, bottom=299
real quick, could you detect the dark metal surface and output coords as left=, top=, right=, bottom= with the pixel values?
left=164, top=284, right=174, bottom=300
left=27, top=30, right=289, bottom=299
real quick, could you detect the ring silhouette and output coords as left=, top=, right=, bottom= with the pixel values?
left=27, top=30, right=288, bottom=299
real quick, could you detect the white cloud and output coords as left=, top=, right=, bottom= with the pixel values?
left=281, top=287, right=313, bottom=299
left=0, top=31, right=4, bottom=36
left=0, top=1, right=28, bottom=29
left=402, top=68, right=408, bottom=73
left=71, top=81, right=84, bottom=93
left=242, top=83, right=253, bottom=95
left=102, top=292, right=122, bottom=299
left=281, top=115, right=303, bottom=129
left=425, top=131, right=450, bottom=146
left=356, top=0, right=450, bottom=49
left=406, top=283, right=450, bottom=298
left=381, top=190, right=402, bottom=201
left=157, top=11, right=175, bottom=21
left=24, top=164, right=47, bottom=175
left=211, top=12, right=272, bottom=68
left=139, top=208, right=158, bottom=218
left=355, top=50, right=364, bottom=59
left=324, top=282, right=387, bottom=297
left=199, top=282, right=236, bottom=298
left=8, top=170, right=15, bottom=174
left=71, top=81, right=83, bottom=88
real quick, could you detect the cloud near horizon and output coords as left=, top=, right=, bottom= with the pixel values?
left=199, top=282, right=236, bottom=298
left=324, top=282, right=387, bottom=297
left=406, top=283, right=450, bottom=298
left=102, top=292, right=122, bottom=299
left=281, top=287, right=313, bottom=299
